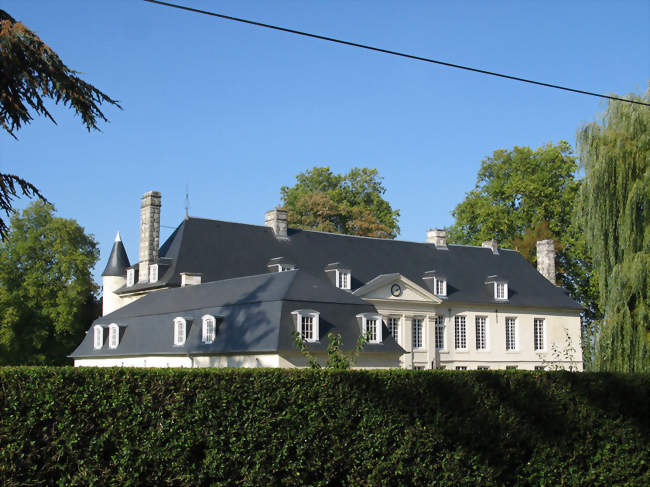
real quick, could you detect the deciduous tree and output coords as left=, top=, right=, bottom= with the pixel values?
left=575, top=90, right=649, bottom=372
left=446, top=142, right=600, bottom=365
left=0, top=201, right=100, bottom=364
left=281, top=167, right=400, bottom=238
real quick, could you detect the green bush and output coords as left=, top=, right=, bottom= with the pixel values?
left=0, top=368, right=648, bottom=486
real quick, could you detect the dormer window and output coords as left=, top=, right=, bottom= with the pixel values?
left=324, top=263, right=351, bottom=290
left=93, top=325, right=104, bottom=349
left=173, top=317, right=187, bottom=346
left=434, top=277, right=447, bottom=296
left=423, top=270, right=446, bottom=297
left=149, top=264, right=158, bottom=283
left=267, top=257, right=295, bottom=273
left=495, top=282, right=508, bottom=300
left=108, top=323, right=119, bottom=349
left=357, top=313, right=383, bottom=343
left=202, top=314, right=216, bottom=344
left=486, top=275, right=508, bottom=301
left=337, top=270, right=350, bottom=290
left=291, top=310, right=319, bottom=342
left=126, top=268, right=135, bottom=287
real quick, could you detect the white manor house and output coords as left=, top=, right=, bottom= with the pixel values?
left=71, top=191, right=583, bottom=370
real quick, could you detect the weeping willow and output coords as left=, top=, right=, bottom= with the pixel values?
left=576, top=89, right=649, bottom=372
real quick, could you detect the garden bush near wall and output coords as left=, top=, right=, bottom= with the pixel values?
left=0, top=368, right=648, bottom=486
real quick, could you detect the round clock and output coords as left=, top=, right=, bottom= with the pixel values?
left=390, top=283, right=402, bottom=297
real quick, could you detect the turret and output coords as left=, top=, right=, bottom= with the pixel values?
left=102, top=231, right=130, bottom=315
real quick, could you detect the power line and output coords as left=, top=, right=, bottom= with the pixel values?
left=144, top=0, right=649, bottom=107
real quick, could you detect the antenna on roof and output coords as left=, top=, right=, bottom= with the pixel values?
left=184, top=184, right=190, bottom=220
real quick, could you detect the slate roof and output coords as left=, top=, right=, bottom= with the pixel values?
left=116, top=217, right=581, bottom=310
left=102, top=232, right=130, bottom=277
left=71, top=270, right=403, bottom=358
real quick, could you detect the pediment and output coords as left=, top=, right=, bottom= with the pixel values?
left=353, top=274, right=442, bottom=304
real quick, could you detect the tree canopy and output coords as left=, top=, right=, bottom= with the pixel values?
left=280, top=166, right=400, bottom=238
left=0, top=9, right=120, bottom=239
left=446, top=142, right=600, bottom=359
left=575, top=90, right=649, bottom=372
left=0, top=201, right=100, bottom=364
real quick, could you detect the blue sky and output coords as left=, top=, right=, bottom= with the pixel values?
left=3, top=1, right=648, bottom=282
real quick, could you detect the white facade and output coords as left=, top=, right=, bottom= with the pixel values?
left=355, top=274, right=582, bottom=371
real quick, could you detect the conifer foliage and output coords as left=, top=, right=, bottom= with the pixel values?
left=576, top=90, right=650, bottom=372
left=0, top=10, right=120, bottom=239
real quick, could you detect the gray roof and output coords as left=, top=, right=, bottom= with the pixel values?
left=116, top=217, right=581, bottom=310
left=102, top=234, right=130, bottom=277
left=72, top=270, right=404, bottom=358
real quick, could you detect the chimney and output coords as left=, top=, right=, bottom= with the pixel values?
left=536, top=239, right=556, bottom=285
left=426, top=228, right=447, bottom=248
left=265, top=207, right=288, bottom=239
left=139, top=191, right=161, bottom=282
left=482, top=239, right=499, bottom=255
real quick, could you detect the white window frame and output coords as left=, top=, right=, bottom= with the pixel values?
left=494, top=281, right=508, bottom=300
left=475, top=316, right=488, bottom=351
left=357, top=313, right=383, bottom=344
left=126, top=268, right=135, bottom=287
left=108, top=323, right=119, bottom=349
left=434, top=315, right=446, bottom=350
left=534, top=318, right=546, bottom=351
left=412, top=318, right=423, bottom=350
left=477, top=366, right=490, bottom=370
left=434, top=277, right=447, bottom=296
left=454, top=315, right=467, bottom=351
left=455, top=366, right=467, bottom=370
left=149, top=264, right=158, bottom=283
left=291, top=310, right=319, bottom=343
left=336, top=269, right=351, bottom=290
left=173, top=317, right=187, bottom=346
left=505, top=316, right=518, bottom=351
left=202, top=314, right=216, bottom=344
left=93, top=325, right=103, bottom=350
left=387, top=316, right=399, bottom=343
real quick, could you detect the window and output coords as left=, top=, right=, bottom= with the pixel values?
left=202, top=315, right=216, bottom=344
left=505, top=317, right=517, bottom=351
left=412, top=318, right=423, bottom=349
left=495, top=281, right=508, bottom=300
left=534, top=318, right=545, bottom=351
left=454, top=316, right=467, bottom=350
left=336, top=270, right=351, bottom=290
left=358, top=313, right=382, bottom=343
left=506, top=365, right=518, bottom=370
left=475, top=316, right=487, bottom=350
left=436, top=365, right=447, bottom=370
left=455, top=366, right=467, bottom=370
left=93, top=325, right=103, bottom=349
left=149, top=264, right=158, bottom=283
left=534, top=365, right=545, bottom=371
left=413, top=364, right=425, bottom=370
left=126, top=268, right=135, bottom=287
left=434, top=277, right=447, bottom=296
left=108, top=323, right=119, bottom=349
left=292, top=310, right=319, bottom=342
left=173, top=317, right=187, bottom=346
left=388, top=317, right=399, bottom=342
left=434, top=316, right=445, bottom=350
left=477, top=366, right=489, bottom=370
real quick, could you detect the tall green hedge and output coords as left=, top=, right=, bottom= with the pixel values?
left=0, top=368, right=648, bottom=486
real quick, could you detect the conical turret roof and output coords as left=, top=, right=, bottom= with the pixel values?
left=102, top=232, right=131, bottom=277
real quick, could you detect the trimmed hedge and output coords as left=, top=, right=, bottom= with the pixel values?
left=0, top=368, right=648, bottom=486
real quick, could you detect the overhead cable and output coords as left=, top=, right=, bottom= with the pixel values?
left=143, top=0, right=649, bottom=107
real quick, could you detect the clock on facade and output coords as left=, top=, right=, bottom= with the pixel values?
left=390, top=283, right=402, bottom=297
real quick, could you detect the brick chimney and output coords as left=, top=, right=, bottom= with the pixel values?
left=426, top=228, right=447, bottom=248
left=536, top=239, right=556, bottom=285
left=139, top=191, right=161, bottom=282
left=265, top=207, right=288, bottom=239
